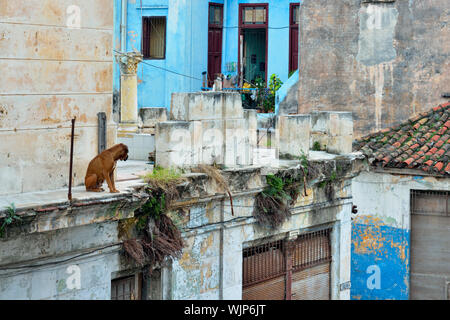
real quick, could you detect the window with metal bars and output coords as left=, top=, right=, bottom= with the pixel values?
left=410, top=190, right=449, bottom=217
left=243, top=240, right=285, bottom=287
left=142, top=16, right=166, bottom=60
left=242, top=229, right=332, bottom=288
left=292, top=229, right=332, bottom=271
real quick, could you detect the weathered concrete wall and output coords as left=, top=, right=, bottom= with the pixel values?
left=0, top=222, right=122, bottom=300
left=0, top=0, right=116, bottom=195
left=157, top=92, right=257, bottom=168
left=0, top=186, right=147, bottom=300
left=167, top=160, right=359, bottom=300
left=297, top=0, right=450, bottom=137
left=351, top=170, right=450, bottom=300
left=310, top=112, right=354, bottom=154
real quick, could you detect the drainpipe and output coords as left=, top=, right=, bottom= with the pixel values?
left=121, top=0, right=127, bottom=52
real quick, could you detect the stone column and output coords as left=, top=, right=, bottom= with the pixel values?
left=115, top=52, right=143, bottom=133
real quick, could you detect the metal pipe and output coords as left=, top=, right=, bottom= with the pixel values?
left=121, top=0, right=127, bottom=52
left=68, top=117, right=76, bottom=202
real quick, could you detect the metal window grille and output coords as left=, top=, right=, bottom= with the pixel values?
left=411, top=190, right=449, bottom=217
left=292, top=228, right=332, bottom=271
left=243, top=240, right=285, bottom=287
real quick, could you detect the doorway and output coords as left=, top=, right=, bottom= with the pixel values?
left=242, top=29, right=266, bottom=84
left=239, top=4, right=268, bottom=86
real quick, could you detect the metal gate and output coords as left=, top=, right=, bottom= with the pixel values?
left=410, top=190, right=450, bottom=300
left=242, top=229, right=332, bottom=300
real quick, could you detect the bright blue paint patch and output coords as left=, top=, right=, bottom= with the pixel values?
left=351, top=222, right=410, bottom=300
left=275, top=69, right=298, bottom=114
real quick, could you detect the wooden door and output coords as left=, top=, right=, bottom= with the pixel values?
left=208, top=4, right=223, bottom=87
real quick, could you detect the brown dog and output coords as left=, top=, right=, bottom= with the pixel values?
left=85, top=143, right=129, bottom=193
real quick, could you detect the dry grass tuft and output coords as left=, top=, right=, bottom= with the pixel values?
left=193, top=165, right=235, bottom=216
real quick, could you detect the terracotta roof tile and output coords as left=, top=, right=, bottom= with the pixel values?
left=354, top=102, right=450, bottom=176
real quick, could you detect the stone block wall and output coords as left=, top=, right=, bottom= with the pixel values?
left=0, top=0, right=116, bottom=195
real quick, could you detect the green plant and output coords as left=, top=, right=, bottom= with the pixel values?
left=262, top=174, right=291, bottom=202
left=0, top=203, right=21, bottom=238
left=268, top=74, right=283, bottom=95
left=254, top=74, right=283, bottom=113
left=297, top=151, right=309, bottom=176
left=135, top=191, right=166, bottom=231
left=312, top=141, right=321, bottom=151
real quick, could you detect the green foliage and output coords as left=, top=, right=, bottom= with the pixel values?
left=312, top=141, right=321, bottom=151
left=262, top=174, right=291, bottom=202
left=297, top=151, right=309, bottom=176
left=253, top=74, right=283, bottom=113
left=268, top=74, right=283, bottom=95
left=0, top=203, right=21, bottom=238
left=136, top=191, right=166, bottom=231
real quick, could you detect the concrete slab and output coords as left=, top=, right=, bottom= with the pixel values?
left=0, top=160, right=152, bottom=212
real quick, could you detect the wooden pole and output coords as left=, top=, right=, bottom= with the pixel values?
left=68, top=117, right=76, bottom=202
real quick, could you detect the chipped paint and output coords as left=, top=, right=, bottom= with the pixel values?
left=351, top=219, right=410, bottom=300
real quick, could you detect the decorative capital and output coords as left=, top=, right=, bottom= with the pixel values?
left=115, top=51, right=143, bottom=75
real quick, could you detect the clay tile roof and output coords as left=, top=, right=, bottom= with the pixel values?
left=354, top=102, right=450, bottom=176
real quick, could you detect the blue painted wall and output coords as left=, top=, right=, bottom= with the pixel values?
left=351, top=216, right=410, bottom=300
left=114, top=0, right=300, bottom=111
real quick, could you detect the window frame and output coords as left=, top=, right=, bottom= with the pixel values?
left=239, top=3, right=268, bottom=28
left=141, top=16, right=167, bottom=60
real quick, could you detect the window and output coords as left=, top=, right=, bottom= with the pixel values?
left=209, top=5, right=223, bottom=26
left=292, top=5, right=300, bottom=25
left=142, top=17, right=166, bottom=59
left=242, top=6, right=267, bottom=25
left=111, top=274, right=142, bottom=300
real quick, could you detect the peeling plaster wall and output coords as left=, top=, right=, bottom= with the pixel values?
left=0, top=221, right=123, bottom=300
left=351, top=171, right=450, bottom=300
left=0, top=0, right=116, bottom=195
left=169, top=177, right=354, bottom=300
left=297, top=0, right=450, bottom=137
